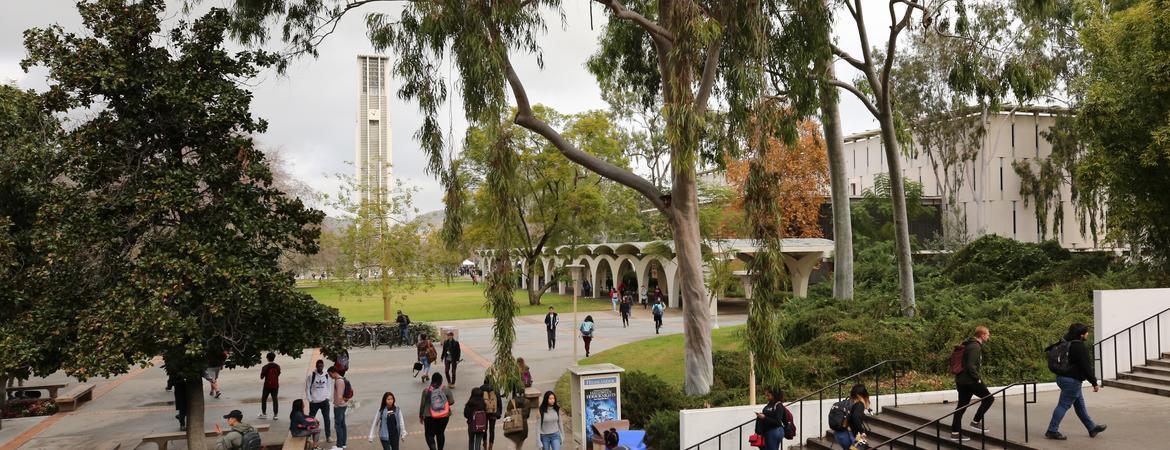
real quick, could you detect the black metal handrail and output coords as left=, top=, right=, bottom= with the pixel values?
left=1093, top=307, right=1170, bottom=381
left=871, top=381, right=1039, bottom=449
left=683, top=359, right=909, bottom=450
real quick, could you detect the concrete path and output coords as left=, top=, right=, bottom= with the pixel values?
left=892, top=385, right=1170, bottom=449
left=0, top=305, right=746, bottom=450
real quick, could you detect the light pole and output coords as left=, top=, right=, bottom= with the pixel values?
left=565, top=263, right=585, bottom=363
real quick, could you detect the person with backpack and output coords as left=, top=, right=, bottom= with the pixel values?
left=753, top=386, right=786, bottom=450
left=544, top=306, right=559, bottom=351
left=580, top=316, right=596, bottom=357
left=258, top=352, right=280, bottom=420
left=329, top=366, right=353, bottom=450
left=517, top=358, right=533, bottom=388
left=418, top=334, right=437, bottom=382
left=619, top=296, right=632, bottom=328
left=828, top=384, right=870, bottom=449
left=305, top=359, right=334, bottom=444
left=538, top=391, right=563, bottom=450
left=651, top=299, right=665, bottom=334
left=419, top=373, right=456, bottom=450
left=1044, top=323, right=1107, bottom=440
left=610, top=288, right=618, bottom=312
left=479, top=377, right=504, bottom=450
left=442, top=331, right=463, bottom=388
left=368, top=391, right=408, bottom=450
left=949, top=325, right=994, bottom=442
left=397, top=310, right=411, bottom=344
left=465, top=387, right=489, bottom=450
left=289, top=399, right=322, bottom=445
left=214, top=409, right=261, bottom=450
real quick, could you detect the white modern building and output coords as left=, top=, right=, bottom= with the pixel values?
left=356, top=55, right=393, bottom=204
left=843, top=106, right=1109, bottom=250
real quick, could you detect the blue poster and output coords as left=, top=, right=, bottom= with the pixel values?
left=584, top=386, right=618, bottom=440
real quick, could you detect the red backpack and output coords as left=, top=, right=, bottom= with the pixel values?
left=949, top=343, right=968, bottom=375
left=471, top=410, right=488, bottom=433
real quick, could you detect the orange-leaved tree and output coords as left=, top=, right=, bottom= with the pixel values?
left=725, top=120, right=829, bottom=239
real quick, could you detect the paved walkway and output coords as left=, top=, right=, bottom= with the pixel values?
left=0, top=304, right=746, bottom=450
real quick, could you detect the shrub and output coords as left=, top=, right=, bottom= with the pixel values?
left=620, top=371, right=680, bottom=428
left=643, top=410, right=680, bottom=450
left=713, top=350, right=751, bottom=388
left=945, top=235, right=1054, bottom=285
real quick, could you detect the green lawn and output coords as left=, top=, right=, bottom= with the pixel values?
left=301, top=280, right=613, bottom=323
left=579, top=324, right=745, bottom=387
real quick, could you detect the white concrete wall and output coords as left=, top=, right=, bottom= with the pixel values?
left=1093, top=288, right=1170, bottom=380
left=680, top=383, right=1060, bottom=450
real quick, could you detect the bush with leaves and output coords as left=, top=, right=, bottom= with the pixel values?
left=643, top=410, right=680, bottom=450
left=620, top=371, right=681, bottom=428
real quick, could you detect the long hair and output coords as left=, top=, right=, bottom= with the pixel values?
left=850, top=383, right=870, bottom=409
left=290, top=398, right=304, bottom=420
left=517, top=357, right=528, bottom=373
left=539, top=390, right=559, bottom=418
left=584, top=315, right=594, bottom=323
left=763, top=386, right=783, bottom=405
left=467, top=387, right=485, bottom=410
left=379, top=391, right=397, bottom=414
left=430, top=372, right=444, bottom=388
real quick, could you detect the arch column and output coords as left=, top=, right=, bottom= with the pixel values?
left=664, top=260, right=680, bottom=308
left=519, top=258, right=527, bottom=289
left=783, top=252, right=824, bottom=298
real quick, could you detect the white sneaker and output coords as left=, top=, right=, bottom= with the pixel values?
left=257, top=413, right=267, bottom=419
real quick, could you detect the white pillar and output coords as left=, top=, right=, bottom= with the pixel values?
left=783, top=252, right=824, bottom=298
left=520, top=259, right=527, bottom=289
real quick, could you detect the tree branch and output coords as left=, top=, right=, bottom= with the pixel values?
left=881, top=1, right=915, bottom=101
left=831, top=44, right=868, bottom=73
left=830, top=79, right=880, bottom=117
left=595, top=0, right=676, bottom=43
left=502, top=55, right=669, bottom=213
left=694, top=35, right=723, bottom=114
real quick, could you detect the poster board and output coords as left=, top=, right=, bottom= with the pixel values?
left=568, top=364, right=625, bottom=449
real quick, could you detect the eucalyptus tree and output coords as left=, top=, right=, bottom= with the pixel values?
left=214, top=0, right=803, bottom=395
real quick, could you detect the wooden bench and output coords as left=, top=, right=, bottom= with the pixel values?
left=6, top=383, right=67, bottom=400
left=281, top=435, right=311, bottom=450
left=95, top=442, right=120, bottom=450
left=56, top=384, right=95, bottom=412
left=139, top=423, right=270, bottom=450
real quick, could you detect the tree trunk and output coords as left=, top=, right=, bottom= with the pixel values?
left=0, top=375, right=7, bottom=431
left=526, top=256, right=542, bottom=306
left=877, top=108, right=917, bottom=317
left=185, top=377, right=206, bottom=449
left=818, top=60, right=854, bottom=300
left=382, top=275, right=393, bottom=321
left=672, top=170, right=714, bottom=396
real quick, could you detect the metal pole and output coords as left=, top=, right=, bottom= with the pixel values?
left=749, top=352, right=757, bottom=405
left=573, top=269, right=579, bottom=362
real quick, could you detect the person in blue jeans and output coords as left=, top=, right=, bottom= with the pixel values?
left=754, top=386, right=786, bottom=450
left=1045, top=323, right=1107, bottom=440
left=833, top=384, right=870, bottom=449
left=538, top=391, right=562, bottom=450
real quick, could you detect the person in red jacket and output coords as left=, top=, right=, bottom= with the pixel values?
left=259, top=352, right=280, bottom=420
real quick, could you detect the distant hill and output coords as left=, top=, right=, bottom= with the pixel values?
left=416, top=209, right=445, bottom=234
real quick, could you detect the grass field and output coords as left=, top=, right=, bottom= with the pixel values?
left=577, top=324, right=745, bottom=387
left=300, top=280, right=613, bottom=323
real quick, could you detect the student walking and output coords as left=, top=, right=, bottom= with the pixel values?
left=479, top=377, right=504, bottom=450
left=420, top=373, right=455, bottom=450
left=754, top=386, right=787, bottom=450
left=830, top=384, right=870, bottom=450
left=950, top=326, right=994, bottom=442
left=305, top=360, right=334, bottom=443
left=538, top=391, right=563, bottom=450
left=465, top=387, right=488, bottom=450
left=1044, top=323, right=1107, bottom=440
left=580, top=316, right=596, bottom=357
left=619, top=297, right=632, bottom=328
left=290, top=399, right=322, bottom=445
left=330, top=367, right=353, bottom=449
left=610, top=289, right=618, bottom=312
left=544, top=306, right=559, bottom=350
left=369, top=392, right=408, bottom=450
left=639, top=285, right=648, bottom=309
left=170, top=371, right=189, bottom=431
left=205, top=350, right=227, bottom=399
left=258, top=352, right=280, bottom=420
left=418, top=334, right=437, bottom=382
left=441, top=332, right=462, bottom=388
left=396, top=310, right=411, bottom=344
left=518, top=358, right=533, bottom=388
left=651, top=299, right=665, bottom=334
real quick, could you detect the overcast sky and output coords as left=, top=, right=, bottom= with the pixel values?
left=1, top=0, right=888, bottom=217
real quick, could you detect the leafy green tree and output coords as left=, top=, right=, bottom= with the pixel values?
left=461, top=106, right=631, bottom=305
left=852, top=173, right=935, bottom=245
left=19, top=1, right=345, bottom=444
left=1078, top=0, right=1170, bottom=264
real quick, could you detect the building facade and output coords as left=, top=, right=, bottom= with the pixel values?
left=842, top=106, right=1108, bottom=250
left=356, top=55, right=393, bottom=204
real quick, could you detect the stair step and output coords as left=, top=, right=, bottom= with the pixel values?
left=875, top=408, right=1037, bottom=450
left=1119, top=371, right=1170, bottom=386
left=1146, top=359, right=1170, bottom=368
left=858, top=419, right=966, bottom=450
left=1133, top=364, right=1170, bottom=377
left=1162, top=352, right=1170, bottom=360
left=1103, top=378, right=1170, bottom=396
left=801, top=437, right=839, bottom=450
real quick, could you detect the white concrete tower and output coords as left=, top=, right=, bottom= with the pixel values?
left=356, top=55, right=393, bottom=204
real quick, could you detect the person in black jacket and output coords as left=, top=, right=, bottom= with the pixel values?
left=441, top=332, right=462, bottom=388
left=1045, top=323, right=1107, bottom=440
left=754, top=386, right=786, bottom=450
left=833, top=384, right=870, bottom=449
left=951, top=325, right=994, bottom=442
left=544, top=307, right=559, bottom=350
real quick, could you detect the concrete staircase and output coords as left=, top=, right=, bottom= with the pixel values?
left=800, top=406, right=1037, bottom=450
left=1104, top=351, right=1170, bottom=396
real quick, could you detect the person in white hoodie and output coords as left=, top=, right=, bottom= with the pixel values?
left=368, top=391, right=408, bottom=450
left=305, top=359, right=334, bottom=444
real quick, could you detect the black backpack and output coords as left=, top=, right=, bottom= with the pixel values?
left=233, top=428, right=261, bottom=450
left=827, top=399, right=852, bottom=432
left=1047, top=340, right=1073, bottom=375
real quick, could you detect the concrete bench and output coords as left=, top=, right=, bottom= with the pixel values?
left=524, top=387, right=541, bottom=405
left=95, top=442, right=120, bottom=450
left=139, top=423, right=270, bottom=450
left=281, top=435, right=311, bottom=450
left=6, top=383, right=67, bottom=399
left=56, top=384, right=95, bottom=412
